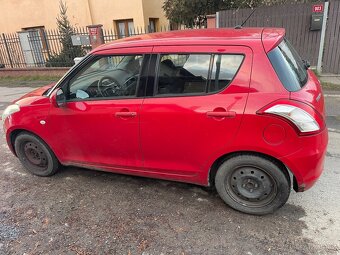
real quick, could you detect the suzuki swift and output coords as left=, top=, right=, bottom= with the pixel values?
left=2, top=28, right=328, bottom=215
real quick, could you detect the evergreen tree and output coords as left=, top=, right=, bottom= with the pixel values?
left=47, top=0, right=85, bottom=67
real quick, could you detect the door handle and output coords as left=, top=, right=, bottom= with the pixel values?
left=206, top=111, right=236, bottom=118
left=115, top=111, right=137, bottom=118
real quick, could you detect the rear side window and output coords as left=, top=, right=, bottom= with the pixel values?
left=156, top=54, right=244, bottom=96
left=158, top=54, right=210, bottom=94
left=268, top=39, right=308, bottom=92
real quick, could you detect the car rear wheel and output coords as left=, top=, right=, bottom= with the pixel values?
left=14, top=132, right=59, bottom=176
left=215, top=154, right=290, bottom=215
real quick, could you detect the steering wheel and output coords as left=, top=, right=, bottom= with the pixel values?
left=97, top=76, right=121, bottom=97
left=121, top=75, right=139, bottom=96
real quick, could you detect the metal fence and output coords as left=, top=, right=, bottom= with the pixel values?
left=0, top=27, right=90, bottom=68
left=218, top=0, right=340, bottom=74
left=0, top=25, right=175, bottom=69
left=102, top=25, right=173, bottom=43
left=0, top=33, right=26, bottom=68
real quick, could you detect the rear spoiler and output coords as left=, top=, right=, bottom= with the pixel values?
left=261, top=28, right=285, bottom=53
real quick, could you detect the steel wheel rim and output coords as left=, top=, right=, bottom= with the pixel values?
left=23, top=141, right=48, bottom=169
left=226, top=165, right=278, bottom=208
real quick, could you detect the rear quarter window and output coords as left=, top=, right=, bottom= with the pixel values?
left=209, top=54, right=244, bottom=93
left=268, top=39, right=308, bottom=92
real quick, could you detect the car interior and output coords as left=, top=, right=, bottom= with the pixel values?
left=68, top=55, right=143, bottom=99
left=157, top=54, right=209, bottom=95
left=66, top=54, right=244, bottom=100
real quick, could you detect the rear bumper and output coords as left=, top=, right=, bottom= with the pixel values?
left=280, top=127, right=328, bottom=192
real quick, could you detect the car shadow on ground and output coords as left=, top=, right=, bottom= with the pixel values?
left=1, top=162, right=332, bottom=254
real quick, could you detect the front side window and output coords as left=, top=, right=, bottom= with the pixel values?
left=156, top=54, right=244, bottom=96
left=68, top=55, right=143, bottom=100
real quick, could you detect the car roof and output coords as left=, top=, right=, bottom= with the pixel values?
left=93, top=27, right=285, bottom=53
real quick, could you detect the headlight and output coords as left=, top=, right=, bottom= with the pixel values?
left=2, top=104, right=20, bottom=121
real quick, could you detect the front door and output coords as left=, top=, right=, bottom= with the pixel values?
left=139, top=46, right=252, bottom=182
left=48, top=52, right=150, bottom=169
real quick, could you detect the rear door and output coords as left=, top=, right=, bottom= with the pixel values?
left=139, top=45, right=252, bottom=182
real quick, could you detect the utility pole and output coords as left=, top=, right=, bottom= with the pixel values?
left=316, top=0, right=329, bottom=74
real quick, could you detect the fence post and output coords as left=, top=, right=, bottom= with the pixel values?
left=206, top=14, right=216, bottom=28
left=316, top=1, right=329, bottom=74
left=216, top=11, right=220, bottom=28
left=87, top=24, right=104, bottom=49
left=2, top=33, right=13, bottom=68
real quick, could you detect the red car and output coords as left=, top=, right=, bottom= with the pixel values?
left=2, top=28, right=328, bottom=215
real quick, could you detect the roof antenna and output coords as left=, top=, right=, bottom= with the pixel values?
left=235, top=9, right=256, bottom=29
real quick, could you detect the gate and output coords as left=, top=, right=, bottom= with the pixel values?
left=18, top=30, right=45, bottom=67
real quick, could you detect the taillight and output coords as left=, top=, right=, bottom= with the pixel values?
left=258, top=100, right=325, bottom=136
left=264, top=104, right=319, bottom=133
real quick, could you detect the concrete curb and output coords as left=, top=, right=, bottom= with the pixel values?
left=324, top=94, right=340, bottom=98
left=328, top=128, right=340, bottom=134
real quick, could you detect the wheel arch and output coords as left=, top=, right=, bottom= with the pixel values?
left=9, top=129, right=58, bottom=161
left=8, top=129, right=25, bottom=156
left=208, top=151, right=296, bottom=191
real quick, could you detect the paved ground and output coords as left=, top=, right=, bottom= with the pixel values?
left=0, top=86, right=340, bottom=255
left=320, top=75, right=340, bottom=86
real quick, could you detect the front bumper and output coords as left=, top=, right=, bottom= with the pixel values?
left=280, top=127, right=328, bottom=192
left=3, top=118, right=16, bottom=156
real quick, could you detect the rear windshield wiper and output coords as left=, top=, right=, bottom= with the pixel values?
left=302, top=59, right=310, bottom=69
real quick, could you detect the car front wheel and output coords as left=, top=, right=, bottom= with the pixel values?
left=14, top=132, right=59, bottom=177
left=215, top=154, right=290, bottom=215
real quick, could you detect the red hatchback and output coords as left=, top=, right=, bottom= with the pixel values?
left=2, top=28, right=328, bottom=215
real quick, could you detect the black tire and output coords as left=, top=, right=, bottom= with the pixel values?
left=14, top=132, right=59, bottom=177
left=215, top=154, right=290, bottom=215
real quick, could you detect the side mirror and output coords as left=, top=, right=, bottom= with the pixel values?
left=51, top=88, right=66, bottom=108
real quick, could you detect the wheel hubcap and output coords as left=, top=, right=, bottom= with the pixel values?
left=228, top=166, right=277, bottom=207
left=24, top=142, right=47, bottom=167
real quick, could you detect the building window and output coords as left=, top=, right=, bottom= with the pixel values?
left=149, top=18, right=159, bottom=33
left=115, top=19, right=134, bottom=38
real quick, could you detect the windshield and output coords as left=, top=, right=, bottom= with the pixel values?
left=268, top=38, right=308, bottom=92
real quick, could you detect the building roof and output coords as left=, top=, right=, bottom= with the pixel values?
left=94, top=27, right=285, bottom=53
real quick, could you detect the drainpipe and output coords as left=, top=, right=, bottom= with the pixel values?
left=216, top=11, right=220, bottom=28
left=316, top=0, right=329, bottom=74
left=87, top=0, right=94, bottom=25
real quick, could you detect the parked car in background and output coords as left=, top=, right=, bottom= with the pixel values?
left=2, top=28, right=328, bottom=215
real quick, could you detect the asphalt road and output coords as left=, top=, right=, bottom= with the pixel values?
left=0, top=86, right=340, bottom=255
